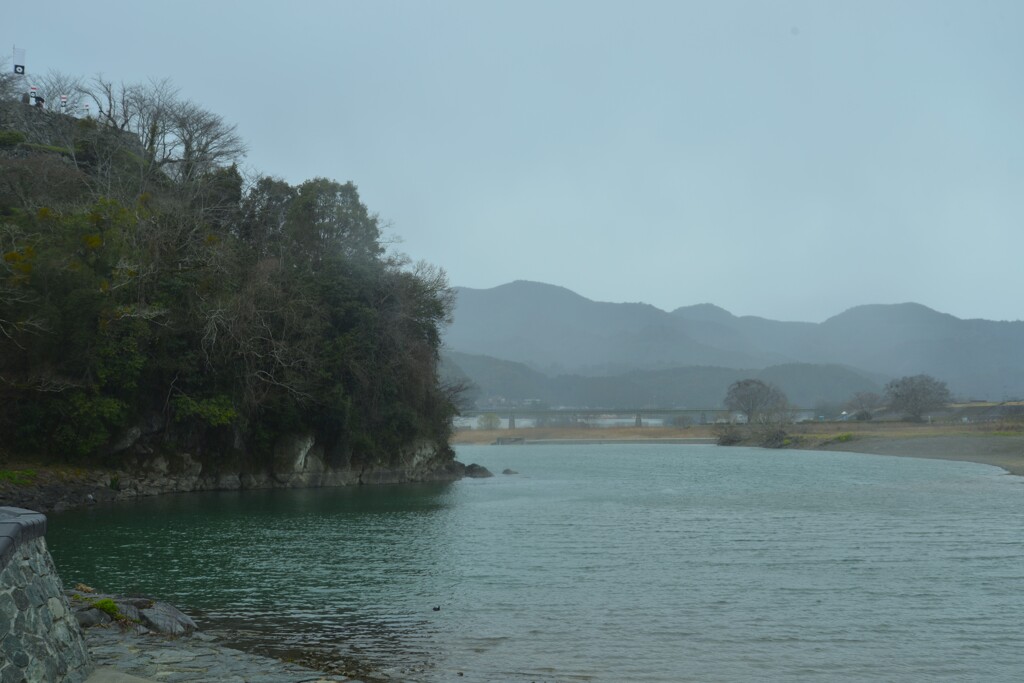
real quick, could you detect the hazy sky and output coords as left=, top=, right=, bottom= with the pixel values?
left=6, top=1, right=1024, bottom=322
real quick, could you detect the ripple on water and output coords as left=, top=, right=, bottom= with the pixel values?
left=47, top=444, right=1024, bottom=682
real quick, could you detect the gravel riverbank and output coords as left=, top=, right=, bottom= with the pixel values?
left=806, top=434, right=1024, bottom=476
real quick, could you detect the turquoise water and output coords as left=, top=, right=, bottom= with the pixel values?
left=47, top=445, right=1024, bottom=681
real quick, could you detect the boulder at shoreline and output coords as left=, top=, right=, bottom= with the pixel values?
left=464, top=463, right=494, bottom=478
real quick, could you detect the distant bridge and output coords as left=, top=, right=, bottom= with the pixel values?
left=460, top=407, right=817, bottom=429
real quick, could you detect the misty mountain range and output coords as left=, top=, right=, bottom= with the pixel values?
left=441, top=281, right=1024, bottom=409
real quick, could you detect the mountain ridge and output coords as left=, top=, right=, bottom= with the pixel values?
left=445, top=281, right=1024, bottom=403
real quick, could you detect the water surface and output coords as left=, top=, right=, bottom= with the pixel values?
left=48, top=445, right=1024, bottom=681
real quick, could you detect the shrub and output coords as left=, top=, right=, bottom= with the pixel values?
left=172, top=394, right=238, bottom=427
left=0, top=469, right=36, bottom=485
left=713, top=423, right=743, bottom=446
left=759, top=428, right=789, bottom=448
left=0, top=130, right=27, bottom=147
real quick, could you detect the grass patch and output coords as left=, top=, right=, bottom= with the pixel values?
left=20, top=142, right=74, bottom=155
left=90, top=598, right=122, bottom=619
left=0, top=469, right=37, bottom=486
left=0, top=131, right=27, bottom=147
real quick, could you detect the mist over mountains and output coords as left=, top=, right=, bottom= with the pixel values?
left=442, top=281, right=1024, bottom=409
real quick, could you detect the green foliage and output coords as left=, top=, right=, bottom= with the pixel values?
left=21, top=142, right=73, bottom=155
left=90, top=598, right=123, bottom=619
left=834, top=432, right=854, bottom=443
left=286, top=178, right=384, bottom=263
left=0, top=86, right=457, bottom=468
left=0, top=130, right=26, bottom=147
left=172, top=395, right=238, bottom=427
left=0, top=469, right=37, bottom=485
left=51, top=392, right=129, bottom=458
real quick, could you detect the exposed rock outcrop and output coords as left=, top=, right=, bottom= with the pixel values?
left=464, top=463, right=494, bottom=478
left=0, top=433, right=466, bottom=514
left=66, top=591, right=197, bottom=637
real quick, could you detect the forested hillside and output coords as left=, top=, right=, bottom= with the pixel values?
left=443, top=351, right=882, bottom=410
left=0, top=82, right=457, bottom=469
left=447, top=281, right=1024, bottom=400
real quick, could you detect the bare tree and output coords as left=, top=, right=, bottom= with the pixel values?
left=76, top=76, right=245, bottom=195
left=81, top=75, right=139, bottom=128
left=165, top=99, right=246, bottom=184
left=724, top=378, right=789, bottom=424
left=885, top=375, right=951, bottom=421
left=34, top=70, right=86, bottom=114
left=80, top=75, right=177, bottom=131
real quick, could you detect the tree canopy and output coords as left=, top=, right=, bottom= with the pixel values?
left=884, top=374, right=951, bottom=421
left=723, top=379, right=788, bottom=424
left=0, top=79, right=458, bottom=467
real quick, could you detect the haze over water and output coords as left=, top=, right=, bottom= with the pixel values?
left=48, top=445, right=1024, bottom=681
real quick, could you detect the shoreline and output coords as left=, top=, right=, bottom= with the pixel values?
left=453, top=425, right=1024, bottom=477
left=10, top=427, right=1019, bottom=682
left=4, top=427, right=1021, bottom=513
left=503, top=437, right=717, bottom=446
left=0, top=459, right=467, bottom=515
left=803, top=434, right=1024, bottom=477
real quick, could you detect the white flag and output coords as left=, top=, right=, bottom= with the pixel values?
left=13, top=47, right=25, bottom=75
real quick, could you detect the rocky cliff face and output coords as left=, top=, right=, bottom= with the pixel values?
left=120, top=433, right=462, bottom=496
left=0, top=433, right=464, bottom=514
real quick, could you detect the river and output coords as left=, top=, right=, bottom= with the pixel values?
left=47, top=444, right=1024, bottom=681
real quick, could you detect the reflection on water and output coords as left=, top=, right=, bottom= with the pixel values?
left=54, top=484, right=460, bottom=678
left=48, top=445, right=1024, bottom=682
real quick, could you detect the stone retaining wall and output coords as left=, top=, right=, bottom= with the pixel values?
left=0, top=507, right=92, bottom=683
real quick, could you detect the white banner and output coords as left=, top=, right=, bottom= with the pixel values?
left=13, top=46, right=25, bottom=75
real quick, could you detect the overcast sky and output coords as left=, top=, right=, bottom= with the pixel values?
left=6, top=1, right=1023, bottom=322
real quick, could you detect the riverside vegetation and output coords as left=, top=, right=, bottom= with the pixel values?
left=0, top=74, right=460, bottom=478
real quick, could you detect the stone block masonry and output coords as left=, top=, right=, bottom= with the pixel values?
left=0, top=506, right=93, bottom=683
